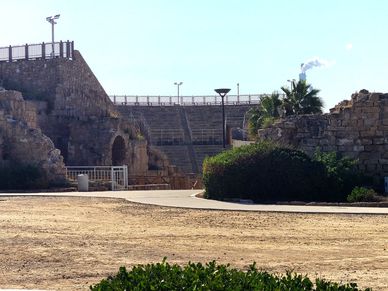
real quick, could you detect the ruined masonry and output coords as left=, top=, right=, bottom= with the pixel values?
left=258, top=90, right=388, bottom=184
left=0, top=46, right=171, bottom=185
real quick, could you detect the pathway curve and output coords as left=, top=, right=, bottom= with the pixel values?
left=1, top=190, right=388, bottom=214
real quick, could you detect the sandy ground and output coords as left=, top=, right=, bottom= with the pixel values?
left=0, top=196, right=387, bottom=291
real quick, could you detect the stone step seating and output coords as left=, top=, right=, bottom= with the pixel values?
left=155, top=145, right=194, bottom=173
left=193, top=145, right=225, bottom=171
left=117, top=106, right=186, bottom=145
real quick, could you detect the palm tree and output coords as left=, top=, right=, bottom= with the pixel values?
left=247, top=92, right=282, bottom=136
left=281, top=80, right=323, bottom=116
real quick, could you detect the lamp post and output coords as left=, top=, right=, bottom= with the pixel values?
left=215, top=88, right=230, bottom=148
left=237, top=83, right=240, bottom=103
left=287, top=79, right=296, bottom=90
left=174, top=82, right=183, bottom=104
left=46, top=14, right=60, bottom=58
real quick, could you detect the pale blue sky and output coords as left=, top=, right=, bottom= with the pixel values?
left=1, top=0, right=388, bottom=110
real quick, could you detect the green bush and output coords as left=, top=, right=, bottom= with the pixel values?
left=313, top=150, right=369, bottom=201
left=347, top=187, right=379, bottom=203
left=90, top=259, right=370, bottom=291
left=203, top=141, right=327, bottom=202
left=0, top=163, right=48, bottom=190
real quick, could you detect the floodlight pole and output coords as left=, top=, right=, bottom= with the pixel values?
left=46, top=14, right=60, bottom=58
left=215, top=88, right=231, bottom=148
left=174, top=82, right=183, bottom=104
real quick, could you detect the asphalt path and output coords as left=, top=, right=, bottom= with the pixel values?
left=1, top=189, right=388, bottom=214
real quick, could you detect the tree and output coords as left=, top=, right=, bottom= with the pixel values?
left=247, top=92, right=281, bottom=137
left=281, top=80, right=323, bottom=116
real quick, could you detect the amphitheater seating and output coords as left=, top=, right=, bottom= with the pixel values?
left=117, top=104, right=253, bottom=173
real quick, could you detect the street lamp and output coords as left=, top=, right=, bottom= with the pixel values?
left=287, top=79, right=296, bottom=90
left=214, top=88, right=230, bottom=148
left=174, top=82, right=183, bottom=104
left=46, top=14, right=60, bottom=58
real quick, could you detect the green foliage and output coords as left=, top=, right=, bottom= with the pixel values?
left=90, top=259, right=370, bottom=291
left=247, top=92, right=281, bottom=137
left=313, top=150, right=368, bottom=201
left=347, top=187, right=379, bottom=203
left=203, top=141, right=327, bottom=202
left=0, top=163, right=48, bottom=190
left=281, top=80, right=323, bottom=116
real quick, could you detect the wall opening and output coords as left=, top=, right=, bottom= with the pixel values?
left=111, top=135, right=126, bottom=166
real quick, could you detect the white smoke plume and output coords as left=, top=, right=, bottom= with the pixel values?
left=301, top=57, right=333, bottom=73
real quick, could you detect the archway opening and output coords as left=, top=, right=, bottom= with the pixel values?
left=111, top=136, right=126, bottom=166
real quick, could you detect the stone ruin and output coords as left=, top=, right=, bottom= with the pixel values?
left=0, top=48, right=172, bottom=187
left=257, top=89, right=388, bottom=186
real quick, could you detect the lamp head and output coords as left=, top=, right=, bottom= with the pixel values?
left=214, top=88, right=231, bottom=98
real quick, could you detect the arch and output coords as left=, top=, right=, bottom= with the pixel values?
left=111, top=135, right=126, bottom=166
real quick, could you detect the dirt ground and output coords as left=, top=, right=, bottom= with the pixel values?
left=0, top=196, right=387, bottom=290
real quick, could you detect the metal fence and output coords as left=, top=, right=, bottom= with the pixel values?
left=66, top=165, right=128, bottom=191
left=0, top=40, right=74, bottom=62
left=110, top=94, right=267, bottom=106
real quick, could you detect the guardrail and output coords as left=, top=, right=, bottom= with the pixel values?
left=109, top=94, right=268, bottom=106
left=0, top=40, right=74, bottom=62
left=66, top=165, right=128, bottom=191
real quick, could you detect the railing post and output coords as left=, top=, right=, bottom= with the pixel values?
left=124, top=95, right=127, bottom=104
left=147, top=96, right=150, bottom=105
left=59, top=40, right=63, bottom=58
left=158, top=95, right=161, bottom=105
left=249, top=95, right=251, bottom=104
left=192, top=96, right=194, bottom=104
left=136, top=95, right=139, bottom=104
left=203, top=96, right=205, bottom=105
left=71, top=41, right=74, bottom=59
left=8, top=45, right=12, bottom=62
left=169, top=96, right=172, bottom=105
left=66, top=40, right=70, bottom=58
left=113, top=95, right=116, bottom=104
left=42, top=42, right=45, bottom=60
left=25, top=44, right=28, bottom=60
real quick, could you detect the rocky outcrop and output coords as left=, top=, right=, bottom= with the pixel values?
left=258, top=90, right=388, bottom=182
left=0, top=90, right=66, bottom=184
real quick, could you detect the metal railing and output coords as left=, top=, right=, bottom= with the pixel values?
left=110, top=94, right=267, bottom=106
left=0, top=40, right=74, bottom=62
left=66, top=165, right=128, bottom=191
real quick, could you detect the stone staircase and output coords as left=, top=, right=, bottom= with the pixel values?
left=117, top=104, right=253, bottom=173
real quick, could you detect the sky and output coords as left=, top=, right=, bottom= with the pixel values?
left=1, top=0, right=388, bottom=111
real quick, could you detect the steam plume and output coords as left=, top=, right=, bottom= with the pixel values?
left=301, top=57, right=332, bottom=73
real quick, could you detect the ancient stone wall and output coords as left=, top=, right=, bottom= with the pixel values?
left=257, top=90, right=388, bottom=182
left=0, top=50, right=170, bottom=177
left=0, top=90, right=66, bottom=184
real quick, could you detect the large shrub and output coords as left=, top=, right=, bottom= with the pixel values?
left=90, top=260, right=369, bottom=290
left=347, top=187, right=380, bottom=203
left=0, top=163, right=49, bottom=190
left=203, top=142, right=327, bottom=202
left=313, top=150, right=369, bottom=201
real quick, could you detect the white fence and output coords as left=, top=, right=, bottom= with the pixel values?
left=66, top=166, right=128, bottom=191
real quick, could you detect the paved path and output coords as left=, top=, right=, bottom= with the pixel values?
left=1, top=189, right=388, bottom=214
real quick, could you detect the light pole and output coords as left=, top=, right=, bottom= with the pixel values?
left=46, top=14, right=60, bottom=58
left=287, top=79, right=296, bottom=90
left=215, top=88, right=231, bottom=148
left=174, top=82, right=183, bottom=104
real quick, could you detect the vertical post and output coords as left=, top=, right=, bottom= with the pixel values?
left=177, top=85, right=180, bottom=104
left=66, top=40, right=70, bottom=58
left=203, top=96, right=205, bottom=105
left=25, top=44, right=29, bottom=60
left=59, top=40, right=63, bottom=58
left=42, top=42, right=46, bottom=60
left=71, top=41, right=74, bottom=59
left=113, top=95, right=116, bottom=104
left=124, top=95, right=127, bottom=105
left=221, top=96, right=226, bottom=148
left=136, top=95, right=139, bottom=104
left=51, top=21, right=55, bottom=58
left=249, top=94, right=251, bottom=104
left=237, top=83, right=240, bottom=103
left=169, top=96, right=172, bottom=105
left=147, top=96, right=149, bottom=105
left=158, top=95, right=161, bottom=105
left=8, top=45, right=12, bottom=62
left=192, top=96, right=194, bottom=104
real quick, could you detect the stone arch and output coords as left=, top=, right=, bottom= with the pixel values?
left=111, top=135, right=126, bottom=166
